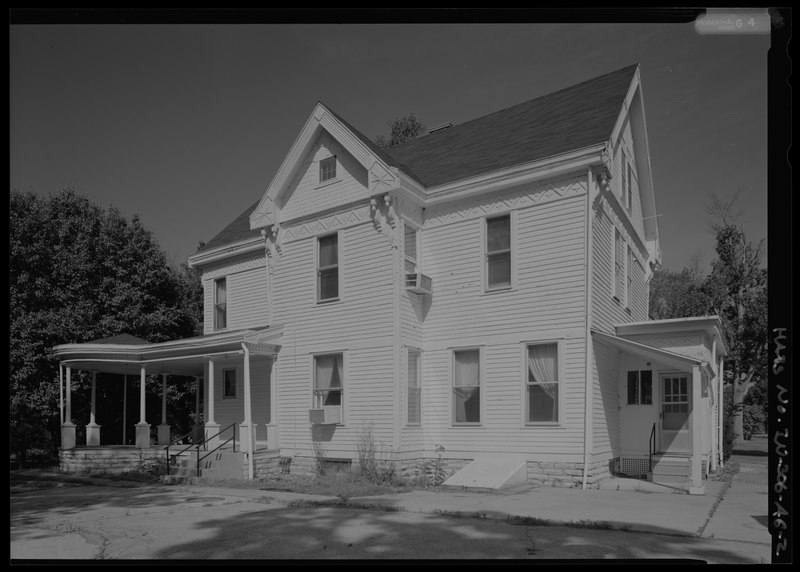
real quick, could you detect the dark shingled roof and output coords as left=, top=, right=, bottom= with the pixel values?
left=89, top=333, right=151, bottom=345
left=384, top=64, right=637, bottom=187
left=197, top=199, right=262, bottom=253
left=197, top=65, right=636, bottom=254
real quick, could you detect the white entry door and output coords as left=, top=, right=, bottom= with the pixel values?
left=660, top=373, right=691, bottom=453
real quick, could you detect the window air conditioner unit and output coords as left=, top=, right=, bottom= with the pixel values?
left=405, top=272, right=433, bottom=295
left=309, top=407, right=341, bottom=425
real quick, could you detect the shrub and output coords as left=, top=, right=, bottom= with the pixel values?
left=407, top=444, right=449, bottom=487
left=135, top=457, right=169, bottom=477
left=312, top=441, right=327, bottom=476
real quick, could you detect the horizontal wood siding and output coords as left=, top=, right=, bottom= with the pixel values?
left=203, top=356, right=271, bottom=442
left=418, top=188, right=588, bottom=460
left=272, top=218, right=396, bottom=457
left=201, top=252, right=268, bottom=335
left=591, top=338, right=620, bottom=459
left=280, top=130, right=370, bottom=224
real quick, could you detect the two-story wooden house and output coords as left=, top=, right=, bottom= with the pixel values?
left=54, top=64, right=726, bottom=494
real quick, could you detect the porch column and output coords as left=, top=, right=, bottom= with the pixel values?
left=135, top=366, right=151, bottom=448
left=59, top=364, right=64, bottom=426
left=122, top=374, right=127, bottom=445
left=267, top=356, right=279, bottom=450
left=718, top=357, right=725, bottom=469
left=157, top=373, right=171, bottom=445
left=240, top=343, right=255, bottom=480
left=689, top=364, right=705, bottom=495
left=86, top=371, right=101, bottom=446
left=204, top=360, right=220, bottom=449
left=192, top=377, right=204, bottom=443
left=60, top=366, right=76, bottom=449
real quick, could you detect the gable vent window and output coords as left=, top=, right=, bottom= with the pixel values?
left=319, top=156, right=337, bottom=183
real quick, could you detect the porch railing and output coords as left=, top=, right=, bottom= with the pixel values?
left=648, top=422, right=656, bottom=473
left=196, top=423, right=236, bottom=478
left=164, top=423, right=236, bottom=477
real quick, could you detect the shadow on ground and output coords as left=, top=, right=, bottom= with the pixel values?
left=151, top=501, right=760, bottom=562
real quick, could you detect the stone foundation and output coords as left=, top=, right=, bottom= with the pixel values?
left=59, top=447, right=166, bottom=474
left=526, top=457, right=614, bottom=489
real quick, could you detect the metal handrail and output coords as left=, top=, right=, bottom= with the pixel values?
left=164, top=429, right=206, bottom=476
left=196, top=423, right=236, bottom=477
left=648, top=422, right=656, bottom=473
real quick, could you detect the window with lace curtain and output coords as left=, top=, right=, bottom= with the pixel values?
left=452, top=349, right=481, bottom=424
left=525, top=342, right=559, bottom=423
left=313, top=353, right=343, bottom=423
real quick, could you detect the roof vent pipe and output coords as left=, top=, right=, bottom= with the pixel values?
left=427, top=122, right=453, bottom=135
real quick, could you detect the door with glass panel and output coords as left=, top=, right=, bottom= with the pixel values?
left=660, top=373, right=691, bottom=453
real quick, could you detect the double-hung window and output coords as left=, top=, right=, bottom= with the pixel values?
left=626, top=162, right=633, bottom=211
left=407, top=349, right=421, bottom=425
left=613, top=228, right=626, bottom=302
left=404, top=224, right=418, bottom=273
left=318, top=233, right=339, bottom=301
left=314, top=353, right=343, bottom=424
left=627, top=370, right=653, bottom=404
left=319, top=155, right=337, bottom=183
left=214, top=277, right=227, bottom=330
left=453, top=349, right=481, bottom=424
left=486, top=214, right=511, bottom=290
left=223, top=369, right=237, bottom=399
left=626, top=246, right=634, bottom=308
left=525, top=343, right=559, bottom=423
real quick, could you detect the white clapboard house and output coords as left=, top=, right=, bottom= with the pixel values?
left=54, top=64, right=726, bottom=494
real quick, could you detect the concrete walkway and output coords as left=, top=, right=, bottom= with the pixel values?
left=11, top=436, right=770, bottom=560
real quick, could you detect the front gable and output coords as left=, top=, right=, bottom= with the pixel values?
left=604, top=66, right=661, bottom=270
left=249, top=102, right=409, bottom=231
left=279, top=130, right=370, bottom=223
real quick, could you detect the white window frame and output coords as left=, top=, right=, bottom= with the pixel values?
left=620, top=149, right=628, bottom=208
left=406, top=347, right=422, bottom=426
left=626, top=161, right=634, bottom=211
left=482, top=212, right=515, bottom=293
left=312, top=351, right=346, bottom=425
left=521, top=340, right=564, bottom=426
left=627, top=370, right=653, bottom=405
left=319, top=155, right=337, bottom=184
left=404, top=223, right=420, bottom=274
left=316, top=231, right=341, bottom=303
left=451, top=346, right=485, bottom=426
left=612, top=227, right=624, bottom=301
left=625, top=244, right=633, bottom=309
left=222, top=368, right=237, bottom=399
left=213, top=277, right=227, bottom=331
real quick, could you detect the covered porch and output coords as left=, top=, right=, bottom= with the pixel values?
left=594, top=316, right=727, bottom=495
left=51, top=326, right=282, bottom=479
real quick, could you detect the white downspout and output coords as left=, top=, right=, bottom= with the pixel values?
left=582, top=166, right=595, bottom=490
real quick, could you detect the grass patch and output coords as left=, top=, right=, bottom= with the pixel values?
left=258, top=469, right=409, bottom=500
left=505, top=515, right=621, bottom=531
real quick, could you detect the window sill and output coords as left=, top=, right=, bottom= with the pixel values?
left=452, top=423, right=483, bottom=427
left=316, top=297, right=342, bottom=306
left=482, top=286, right=515, bottom=296
left=315, top=178, right=341, bottom=190
left=524, top=422, right=562, bottom=428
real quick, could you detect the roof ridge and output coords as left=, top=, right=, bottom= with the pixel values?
left=391, top=63, right=638, bottom=154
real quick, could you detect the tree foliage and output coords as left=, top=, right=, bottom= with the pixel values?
left=10, top=188, right=203, bottom=462
left=648, top=192, right=767, bottom=447
left=375, top=113, right=426, bottom=150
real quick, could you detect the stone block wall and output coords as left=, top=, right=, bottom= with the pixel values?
left=59, top=448, right=165, bottom=474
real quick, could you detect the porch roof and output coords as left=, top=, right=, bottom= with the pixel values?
left=592, top=330, right=714, bottom=377
left=52, top=325, right=282, bottom=377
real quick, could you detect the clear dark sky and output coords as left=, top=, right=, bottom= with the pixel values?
left=10, top=17, right=770, bottom=272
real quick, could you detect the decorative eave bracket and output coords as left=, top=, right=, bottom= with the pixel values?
left=370, top=194, right=397, bottom=247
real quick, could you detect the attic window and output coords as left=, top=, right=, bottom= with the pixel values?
left=320, top=156, right=337, bottom=183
